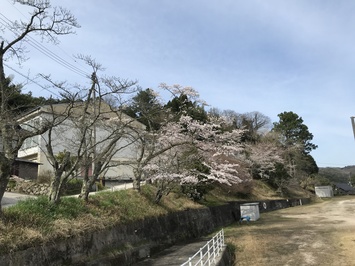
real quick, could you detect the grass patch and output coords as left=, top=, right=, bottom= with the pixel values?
left=89, top=189, right=169, bottom=223
left=0, top=181, right=310, bottom=256
left=4, top=196, right=89, bottom=230
left=0, top=184, right=204, bottom=254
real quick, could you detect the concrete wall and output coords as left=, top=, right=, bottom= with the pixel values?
left=0, top=198, right=310, bottom=266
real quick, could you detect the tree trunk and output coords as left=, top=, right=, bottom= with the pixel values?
left=0, top=154, right=12, bottom=217
left=47, top=152, right=71, bottom=204
left=79, top=180, right=91, bottom=202
left=0, top=167, right=10, bottom=216
left=155, top=188, right=163, bottom=203
left=80, top=175, right=99, bottom=202
left=48, top=174, right=61, bottom=204
left=79, top=165, right=90, bottom=201
left=79, top=160, right=103, bottom=202
left=133, top=168, right=142, bottom=192
left=0, top=52, right=10, bottom=216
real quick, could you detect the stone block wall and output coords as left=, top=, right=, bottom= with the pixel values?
left=0, top=198, right=311, bottom=266
left=6, top=180, right=50, bottom=196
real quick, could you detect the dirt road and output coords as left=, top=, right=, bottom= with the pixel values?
left=225, top=196, right=355, bottom=266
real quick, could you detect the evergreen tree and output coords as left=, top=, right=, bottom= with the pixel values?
left=2, top=76, right=69, bottom=116
left=273, top=111, right=317, bottom=154
left=124, top=88, right=163, bottom=131
left=165, top=94, right=208, bottom=122
left=272, top=111, right=318, bottom=184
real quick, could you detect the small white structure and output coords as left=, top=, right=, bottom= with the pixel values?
left=240, top=202, right=260, bottom=221
left=314, top=186, right=334, bottom=198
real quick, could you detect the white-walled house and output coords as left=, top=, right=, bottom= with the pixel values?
left=17, top=102, right=145, bottom=180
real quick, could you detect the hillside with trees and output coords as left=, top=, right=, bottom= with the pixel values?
left=318, top=166, right=355, bottom=184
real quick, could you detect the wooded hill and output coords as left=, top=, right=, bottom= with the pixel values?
left=319, top=166, right=355, bottom=184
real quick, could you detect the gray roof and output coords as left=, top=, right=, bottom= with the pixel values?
left=335, top=183, right=355, bottom=192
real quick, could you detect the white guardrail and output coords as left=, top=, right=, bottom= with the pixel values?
left=181, top=229, right=225, bottom=266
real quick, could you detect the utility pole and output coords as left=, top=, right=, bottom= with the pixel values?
left=351, top=117, right=355, bottom=140
left=91, top=72, right=97, bottom=180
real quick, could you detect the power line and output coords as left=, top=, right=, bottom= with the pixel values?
left=6, top=0, right=26, bottom=18
left=0, top=11, right=90, bottom=78
left=0, top=14, right=89, bottom=77
left=25, top=36, right=89, bottom=77
left=4, top=62, right=62, bottom=98
left=5, top=0, right=89, bottom=71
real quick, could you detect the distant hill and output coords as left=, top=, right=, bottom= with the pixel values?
left=342, top=165, right=355, bottom=173
left=318, top=166, right=355, bottom=184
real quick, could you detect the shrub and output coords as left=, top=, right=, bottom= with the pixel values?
left=96, top=181, right=105, bottom=191
left=181, top=183, right=213, bottom=201
left=7, top=180, right=16, bottom=190
left=62, top=178, right=83, bottom=195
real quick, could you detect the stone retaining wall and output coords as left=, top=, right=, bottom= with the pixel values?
left=6, top=180, right=50, bottom=196
left=0, top=197, right=311, bottom=266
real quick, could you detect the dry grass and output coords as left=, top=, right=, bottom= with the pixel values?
left=210, top=179, right=300, bottom=202
left=225, top=197, right=355, bottom=266
left=200, top=180, right=287, bottom=206
left=247, top=180, right=282, bottom=200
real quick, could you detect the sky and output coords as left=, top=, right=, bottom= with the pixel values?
left=2, top=0, right=355, bottom=168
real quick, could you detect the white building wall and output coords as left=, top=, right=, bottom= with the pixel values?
left=315, top=186, right=334, bottom=198
left=18, top=112, right=141, bottom=179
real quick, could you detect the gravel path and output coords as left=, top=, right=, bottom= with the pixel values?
left=226, top=196, right=355, bottom=266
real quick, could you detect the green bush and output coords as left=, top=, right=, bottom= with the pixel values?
left=7, top=180, right=16, bottom=190
left=63, top=178, right=83, bottom=195
left=181, top=183, right=213, bottom=201
left=97, top=181, right=107, bottom=191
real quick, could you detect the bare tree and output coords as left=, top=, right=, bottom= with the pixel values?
left=0, top=0, right=79, bottom=213
left=242, top=111, right=272, bottom=135
left=44, top=101, right=81, bottom=204
left=77, top=106, right=142, bottom=202
left=40, top=56, right=140, bottom=203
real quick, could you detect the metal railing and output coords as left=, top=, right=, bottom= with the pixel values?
left=181, top=229, right=225, bottom=266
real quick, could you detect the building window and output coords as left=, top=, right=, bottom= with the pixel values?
left=21, top=135, right=39, bottom=150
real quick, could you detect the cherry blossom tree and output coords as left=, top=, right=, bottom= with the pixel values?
left=246, top=131, right=305, bottom=195
left=142, top=114, right=246, bottom=202
left=246, top=131, right=285, bottom=180
left=128, top=114, right=190, bottom=191
left=122, top=84, right=199, bottom=191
